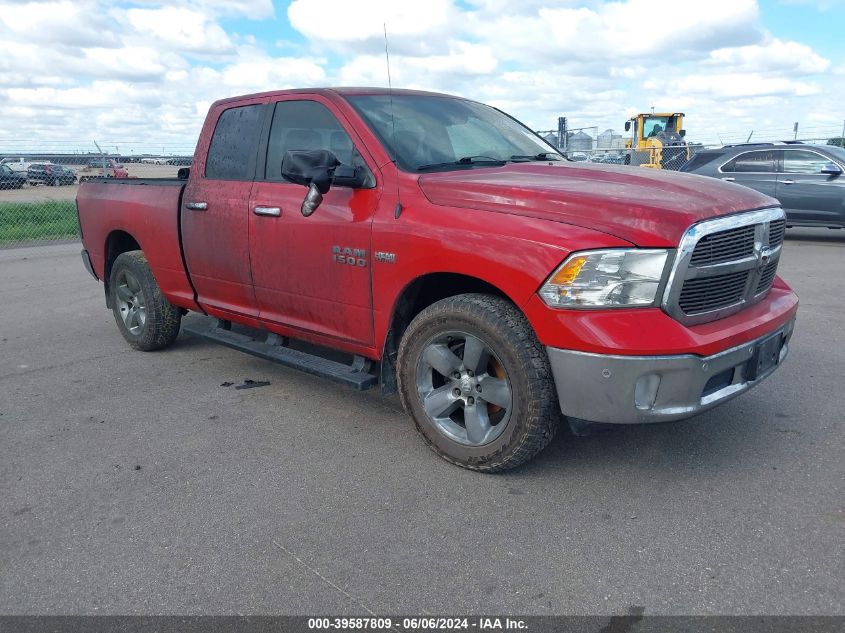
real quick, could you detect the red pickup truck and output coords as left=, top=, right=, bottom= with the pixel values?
left=76, top=88, right=798, bottom=472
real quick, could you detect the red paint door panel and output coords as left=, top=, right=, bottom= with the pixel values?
left=250, top=184, right=377, bottom=344
left=249, top=97, right=380, bottom=345
left=181, top=100, right=266, bottom=316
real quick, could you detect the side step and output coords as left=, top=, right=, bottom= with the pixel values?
left=183, top=318, right=378, bottom=391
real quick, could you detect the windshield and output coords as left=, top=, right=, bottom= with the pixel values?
left=348, top=94, right=560, bottom=171
left=642, top=116, right=674, bottom=138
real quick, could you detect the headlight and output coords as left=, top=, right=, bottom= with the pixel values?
left=539, top=249, right=670, bottom=308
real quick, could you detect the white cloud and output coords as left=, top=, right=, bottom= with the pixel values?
left=288, top=0, right=459, bottom=42
left=0, top=0, right=842, bottom=151
left=708, top=37, right=831, bottom=74
left=122, top=7, right=236, bottom=54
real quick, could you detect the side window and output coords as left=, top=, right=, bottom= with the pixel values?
left=265, top=100, right=369, bottom=181
left=731, top=150, right=775, bottom=173
left=205, top=104, right=264, bottom=180
left=782, top=150, right=830, bottom=174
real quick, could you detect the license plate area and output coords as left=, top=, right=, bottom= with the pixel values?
left=746, top=332, right=784, bottom=381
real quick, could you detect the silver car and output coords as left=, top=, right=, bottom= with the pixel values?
left=680, top=142, right=845, bottom=229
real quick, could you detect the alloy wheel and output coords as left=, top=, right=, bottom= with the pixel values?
left=415, top=330, right=513, bottom=446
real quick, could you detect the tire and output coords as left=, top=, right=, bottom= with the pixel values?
left=397, top=293, right=559, bottom=472
left=52, top=177, right=60, bottom=186
left=108, top=251, right=181, bottom=351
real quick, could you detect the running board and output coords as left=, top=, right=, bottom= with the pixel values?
left=183, top=319, right=378, bottom=391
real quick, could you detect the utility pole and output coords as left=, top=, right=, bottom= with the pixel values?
left=557, top=117, right=567, bottom=152
left=793, top=122, right=799, bottom=141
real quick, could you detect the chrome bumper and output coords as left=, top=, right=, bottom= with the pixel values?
left=547, top=318, right=795, bottom=424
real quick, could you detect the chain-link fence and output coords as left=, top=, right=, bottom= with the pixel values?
left=0, top=147, right=191, bottom=247
left=3, top=134, right=844, bottom=247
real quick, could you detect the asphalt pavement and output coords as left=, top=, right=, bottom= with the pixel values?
left=1, top=229, right=842, bottom=615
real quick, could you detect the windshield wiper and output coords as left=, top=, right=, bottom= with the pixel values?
left=509, top=152, right=564, bottom=162
left=417, top=155, right=508, bottom=171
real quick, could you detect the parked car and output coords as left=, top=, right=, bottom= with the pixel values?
left=76, top=88, right=797, bottom=472
left=0, top=157, right=31, bottom=176
left=166, top=157, right=192, bottom=166
left=27, top=163, right=77, bottom=186
left=0, top=164, right=27, bottom=189
left=680, top=142, right=845, bottom=228
left=592, top=153, right=626, bottom=165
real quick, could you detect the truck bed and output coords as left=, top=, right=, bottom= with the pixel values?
left=77, top=178, right=199, bottom=311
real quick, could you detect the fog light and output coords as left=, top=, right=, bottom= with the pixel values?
left=634, top=374, right=661, bottom=410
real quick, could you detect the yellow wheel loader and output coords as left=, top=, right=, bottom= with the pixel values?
left=624, top=112, right=690, bottom=170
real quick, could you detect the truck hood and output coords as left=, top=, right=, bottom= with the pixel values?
left=417, top=162, right=776, bottom=246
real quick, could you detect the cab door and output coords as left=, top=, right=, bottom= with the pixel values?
left=718, top=149, right=778, bottom=198
left=248, top=97, right=380, bottom=345
left=776, top=149, right=845, bottom=225
left=182, top=100, right=266, bottom=317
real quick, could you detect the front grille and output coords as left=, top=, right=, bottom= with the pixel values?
left=768, top=219, right=786, bottom=247
left=689, top=225, right=756, bottom=266
left=664, top=208, right=786, bottom=325
left=679, top=270, right=749, bottom=314
left=755, top=260, right=778, bottom=294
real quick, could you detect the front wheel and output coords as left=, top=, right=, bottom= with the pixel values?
left=397, top=294, right=560, bottom=472
left=108, top=251, right=181, bottom=351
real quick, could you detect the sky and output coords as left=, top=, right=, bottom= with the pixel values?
left=0, top=0, right=843, bottom=154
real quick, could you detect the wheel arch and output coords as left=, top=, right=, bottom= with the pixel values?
left=379, top=271, right=524, bottom=395
left=103, top=229, right=142, bottom=308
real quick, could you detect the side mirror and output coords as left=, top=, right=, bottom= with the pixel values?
left=821, top=162, right=842, bottom=176
left=332, top=164, right=367, bottom=188
left=281, top=149, right=367, bottom=216
left=624, top=121, right=631, bottom=132
left=679, top=129, right=686, bottom=138
left=281, top=149, right=340, bottom=216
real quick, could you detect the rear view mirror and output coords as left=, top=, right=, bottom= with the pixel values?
left=624, top=121, right=631, bottom=132
left=679, top=129, right=686, bottom=138
left=821, top=162, right=842, bottom=176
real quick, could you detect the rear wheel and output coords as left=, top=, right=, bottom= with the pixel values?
left=109, top=251, right=181, bottom=351
left=397, top=294, right=559, bottom=472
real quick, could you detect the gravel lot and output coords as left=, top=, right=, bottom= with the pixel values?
left=1, top=229, right=842, bottom=615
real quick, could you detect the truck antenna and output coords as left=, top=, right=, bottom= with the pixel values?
left=383, top=22, right=403, bottom=219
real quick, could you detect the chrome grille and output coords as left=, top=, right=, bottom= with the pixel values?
left=768, top=219, right=786, bottom=247
left=663, top=208, right=786, bottom=325
left=755, top=260, right=778, bottom=294
left=679, top=270, right=750, bottom=314
left=689, top=225, right=755, bottom=266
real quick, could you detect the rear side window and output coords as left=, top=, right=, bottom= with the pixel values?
left=264, top=100, right=369, bottom=181
left=205, top=104, right=264, bottom=180
left=722, top=150, right=775, bottom=173
left=680, top=151, right=719, bottom=172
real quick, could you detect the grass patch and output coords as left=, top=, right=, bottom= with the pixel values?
left=0, top=200, right=79, bottom=243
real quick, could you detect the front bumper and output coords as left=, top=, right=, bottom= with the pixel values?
left=547, top=317, right=795, bottom=424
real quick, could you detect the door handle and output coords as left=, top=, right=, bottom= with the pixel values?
left=254, top=206, right=281, bottom=217
left=721, top=177, right=735, bottom=182
left=781, top=180, right=795, bottom=185
left=185, top=201, right=208, bottom=211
